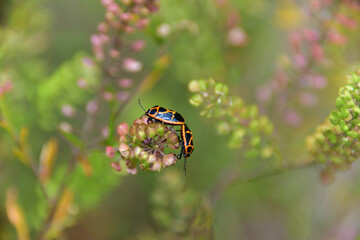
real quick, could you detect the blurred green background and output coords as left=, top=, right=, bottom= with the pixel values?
left=1, top=0, right=360, bottom=239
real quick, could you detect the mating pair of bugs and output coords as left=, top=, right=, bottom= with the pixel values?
left=138, top=100, right=194, bottom=174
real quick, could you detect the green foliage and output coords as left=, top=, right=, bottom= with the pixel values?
left=36, top=53, right=99, bottom=130
left=307, top=69, right=360, bottom=181
left=189, top=78, right=274, bottom=158
left=69, top=151, right=120, bottom=209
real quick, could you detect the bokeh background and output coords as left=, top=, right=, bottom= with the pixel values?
left=1, top=0, right=360, bottom=239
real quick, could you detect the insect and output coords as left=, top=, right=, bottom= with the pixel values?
left=179, top=124, right=194, bottom=176
left=138, top=99, right=185, bottom=125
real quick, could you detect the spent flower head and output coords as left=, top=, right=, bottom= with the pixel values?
left=108, top=116, right=181, bottom=173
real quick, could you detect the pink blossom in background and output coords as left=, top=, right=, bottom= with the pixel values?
left=86, top=99, right=99, bottom=115
left=131, top=40, right=146, bottom=52
left=256, top=85, right=272, bottom=102
left=284, top=110, right=303, bottom=126
left=298, top=92, right=318, bottom=107
left=61, top=104, right=76, bottom=117
left=0, top=80, right=13, bottom=97
left=118, top=78, right=133, bottom=88
left=227, top=27, right=247, bottom=46
left=123, top=58, right=142, bottom=72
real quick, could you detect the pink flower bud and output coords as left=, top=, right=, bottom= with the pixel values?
left=312, top=75, right=327, bottom=89
left=77, top=78, right=88, bottom=89
left=127, top=167, right=137, bottom=174
left=284, top=110, right=302, bottom=126
left=105, top=146, right=115, bottom=158
left=289, top=31, right=302, bottom=50
left=116, top=91, right=129, bottom=102
left=310, top=44, right=324, bottom=61
left=157, top=24, right=171, bottom=38
left=118, top=78, right=133, bottom=88
left=227, top=27, right=247, bottom=47
left=327, top=30, right=347, bottom=46
left=110, top=161, right=122, bottom=171
left=135, top=18, right=150, bottom=29
left=107, top=3, right=120, bottom=13
left=120, top=13, right=132, bottom=22
left=102, top=126, right=109, bottom=138
left=103, top=91, right=114, bottom=101
left=123, top=58, right=142, bottom=72
left=59, top=122, right=73, bottom=133
left=109, top=49, right=120, bottom=59
left=86, top=99, right=99, bottom=115
left=98, top=22, right=108, bottom=33
left=101, top=0, right=113, bottom=6
left=61, top=104, right=76, bottom=117
left=337, top=13, right=358, bottom=30
left=298, top=92, right=317, bottom=107
left=256, top=85, right=272, bottom=102
left=302, top=28, right=320, bottom=42
left=292, top=54, right=307, bottom=69
left=0, top=80, right=13, bottom=96
left=82, top=57, right=94, bottom=67
left=117, top=123, right=129, bottom=136
left=131, top=40, right=146, bottom=52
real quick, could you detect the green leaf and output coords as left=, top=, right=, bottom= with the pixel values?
left=59, top=130, right=84, bottom=150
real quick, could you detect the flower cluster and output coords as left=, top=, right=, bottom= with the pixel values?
left=307, top=69, right=360, bottom=183
left=189, top=79, right=274, bottom=158
left=149, top=169, right=212, bottom=237
left=214, top=0, right=247, bottom=48
left=106, top=116, right=181, bottom=174
left=257, top=0, right=360, bottom=126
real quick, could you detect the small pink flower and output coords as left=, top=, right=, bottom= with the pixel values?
left=109, top=49, right=120, bottom=59
left=102, top=126, right=109, bottom=138
left=86, top=99, right=99, bottom=115
left=337, top=13, right=358, bottom=30
left=101, top=0, right=113, bottom=6
left=110, top=161, right=122, bottom=171
left=117, top=123, right=129, bottom=136
left=157, top=24, right=171, bottom=38
left=302, top=28, right=320, bottom=42
left=131, top=40, right=146, bottom=52
left=59, top=122, right=73, bottom=133
left=0, top=80, right=13, bottom=97
left=298, top=92, right=317, bottom=107
left=102, top=91, right=114, bottom=101
left=327, top=30, right=347, bottom=46
left=117, top=91, right=129, bottom=102
left=293, top=54, right=307, bottom=69
left=61, top=104, right=76, bottom=117
left=77, top=78, right=88, bottom=89
left=127, top=167, right=137, bottom=174
left=136, top=18, right=150, bottom=29
left=311, top=44, right=324, bottom=61
left=284, top=110, right=303, bottom=126
left=97, top=22, right=108, bottom=33
left=105, top=146, right=115, bottom=158
left=90, top=34, right=101, bottom=46
left=120, top=13, right=132, bottom=22
left=289, top=31, right=302, bottom=50
left=106, top=3, right=120, bottom=13
left=256, top=85, right=272, bottom=102
left=118, top=78, right=133, bottom=88
left=312, top=75, right=327, bottom=89
left=227, top=27, right=247, bottom=47
left=123, top=58, right=142, bottom=72
left=82, top=57, right=94, bottom=67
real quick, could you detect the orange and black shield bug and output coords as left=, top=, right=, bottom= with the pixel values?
left=138, top=99, right=185, bottom=125
left=179, top=124, right=194, bottom=175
